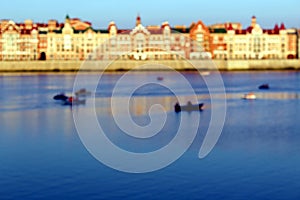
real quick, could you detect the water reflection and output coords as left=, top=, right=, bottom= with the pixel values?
left=1, top=72, right=300, bottom=199
left=226, top=92, right=300, bottom=100
left=93, top=95, right=209, bottom=116
left=91, top=91, right=299, bottom=117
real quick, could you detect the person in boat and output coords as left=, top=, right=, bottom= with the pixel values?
left=157, top=76, right=164, bottom=81
left=174, top=101, right=204, bottom=112
left=174, top=102, right=181, bottom=112
left=75, top=88, right=91, bottom=96
left=258, top=84, right=269, bottom=89
left=68, top=96, right=73, bottom=103
left=69, top=96, right=79, bottom=102
left=53, top=93, right=68, bottom=101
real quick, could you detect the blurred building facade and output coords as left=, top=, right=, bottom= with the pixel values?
left=0, top=15, right=298, bottom=61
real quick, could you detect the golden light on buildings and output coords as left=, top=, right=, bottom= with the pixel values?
left=0, top=15, right=298, bottom=61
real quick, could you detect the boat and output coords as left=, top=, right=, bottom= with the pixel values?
left=242, top=92, right=256, bottom=100
left=63, top=96, right=86, bottom=106
left=157, top=76, right=164, bottom=81
left=174, top=101, right=204, bottom=112
left=75, top=88, right=92, bottom=97
left=53, top=93, right=68, bottom=101
left=258, top=84, right=269, bottom=89
left=200, top=71, right=210, bottom=76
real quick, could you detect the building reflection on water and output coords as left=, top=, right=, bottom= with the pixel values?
left=94, top=95, right=207, bottom=116
left=226, top=92, right=300, bottom=100
left=92, top=92, right=299, bottom=116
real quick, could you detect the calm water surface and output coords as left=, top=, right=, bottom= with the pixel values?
left=0, top=71, right=300, bottom=199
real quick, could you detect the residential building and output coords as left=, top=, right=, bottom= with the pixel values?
left=210, top=16, right=298, bottom=59
left=0, top=15, right=298, bottom=61
left=0, top=20, right=39, bottom=60
left=298, top=30, right=300, bottom=59
left=100, top=15, right=191, bottom=60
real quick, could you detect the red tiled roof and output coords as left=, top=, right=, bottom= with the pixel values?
left=233, top=27, right=251, bottom=34
left=274, top=24, right=279, bottom=31
left=234, top=25, right=283, bottom=35
left=20, top=29, right=32, bottom=34
left=84, top=21, right=92, bottom=26
left=148, top=29, right=163, bottom=34
left=280, top=23, right=285, bottom=30
left=227, top=23, right=233, bottom=31
left=266, top=29, right=279, bottom=34
left=246, top=26, right=253, bottom=33
left=118, top=29, right=130, bottom=34
left=36, top=23, right=48, bottom=27
left=235, top=29, right=247, bottom=34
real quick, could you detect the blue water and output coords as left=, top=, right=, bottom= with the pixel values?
left=0, top=71, right=300, bottom=199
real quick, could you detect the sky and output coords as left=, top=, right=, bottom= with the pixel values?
left=1, top=0, right=299, bottom=29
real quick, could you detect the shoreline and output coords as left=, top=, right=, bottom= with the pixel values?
left=0, top=59, right=300, bottom=72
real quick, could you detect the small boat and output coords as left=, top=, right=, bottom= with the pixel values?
left=242, top=92, right=256, bottom=100
left=53, top=93, right=68, bottom=101
left=174, top=101, right=204, bottom=112
left=258, top=84, right=269, bottom=89
left=63, top=96, right=86, bottom=106
left=157, top=76, right=164, bottom=81
left=75, top=88, right=92, bottom=97
left=200, top=71, right=210, bottom=76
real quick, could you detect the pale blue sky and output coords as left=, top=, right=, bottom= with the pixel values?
left=1, top=0, right=299, bottom=29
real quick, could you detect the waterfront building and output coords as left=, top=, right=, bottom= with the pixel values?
left=210, top=16, right=297, bottom=59
left=0, top=15, right=298, bottom=61
left=297, top=29, right=300, bottom=59
left=189, top=21, right=212, bottom=59
left=209, top=26, right=227, bottom=59
left=46, top=15, right=109, bottom=60
left=102, top=15, right=191, bottom=60
left=0, top=20, right=39, bottom=60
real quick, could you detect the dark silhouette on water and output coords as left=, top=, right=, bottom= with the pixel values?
left=157, top=76, right=164, bottom=81
left=75, top=88, right=92, bottom=97
left=174, top=101, right=204, bottom=112
left=63, top=96, right=86, bottom=106
left=53, top=93, right=68, bottom=101
left=53, top=93, right=86, bottom=106
left=258, top=84, right=270, bottom=89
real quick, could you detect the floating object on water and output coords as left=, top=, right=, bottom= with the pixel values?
left=200, top=71, right=210, bottom=76
left=75, top=88, right=92, bottom=97
left=53, top=93, right=86, bottom=106
left=258, top=84, right=269, bottom=89
left=63, top=96, right=86, bottom=106
left=157, top=76, right=164, bottom=81
left=53, top=93, right=68, bottom=101
left=242, top=92, right=256, bottom=100
left=174, top=101, right=204, bottom=112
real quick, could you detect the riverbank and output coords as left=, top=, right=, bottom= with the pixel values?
left=0, top=59, right=300, bottom=72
